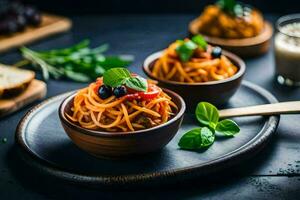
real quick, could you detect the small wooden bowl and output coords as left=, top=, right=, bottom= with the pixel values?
left=189, top=20, right=273, bottom=57
left=58, top=89, right=186, bottom=159
left=143, top=50, right=245, bottom=112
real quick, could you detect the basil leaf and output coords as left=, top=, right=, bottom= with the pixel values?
left=233, top=4, right=243, bottom=17
left=175, top=40, right=198, bottom=62
left=216, top=119, right=240, bottom=136
left=103, top=68, right=148, bottom=91
left=178, top=127, right=214, bottom=150
left=103, top=68, right=131, bottom=87
left=178, top=128, right=202, bottom=150
left=192, top=35, right=207, bottom=50
left=217, top=0, right=242, bottom=16
left=218, top=0, right=236, bottom=12
left=195, top=102, right=219, bottom=128
left=125, top=76, right=148, bottom=92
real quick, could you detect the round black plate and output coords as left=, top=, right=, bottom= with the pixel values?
left=16, top=81, right=279, bottom=187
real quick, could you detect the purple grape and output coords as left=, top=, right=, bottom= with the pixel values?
left=15, top=15, right=27, bottom=31
left=24, top=6, right=41, bottom=26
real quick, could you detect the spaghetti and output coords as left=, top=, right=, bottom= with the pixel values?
left=151, top=39, right=238, bottom=83
left=66, top=78, right=177, bottom=132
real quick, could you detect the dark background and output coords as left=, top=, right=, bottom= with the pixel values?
left=23, top=0, right=300, bottom=15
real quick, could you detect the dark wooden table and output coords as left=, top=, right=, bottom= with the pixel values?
left=0, top=14, right=300, bottom=200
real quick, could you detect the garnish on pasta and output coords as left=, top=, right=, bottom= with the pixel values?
left=192, top=0, right=264, bottom=39
left=66, top=68, right=177, bottom=132
left=151, top=35, right=238, bottom=83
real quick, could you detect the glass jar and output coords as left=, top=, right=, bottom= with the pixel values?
left=274, top=14, right=300, bottom=86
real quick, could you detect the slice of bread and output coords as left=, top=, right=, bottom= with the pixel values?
left=0, top=64, right=35, bottom=98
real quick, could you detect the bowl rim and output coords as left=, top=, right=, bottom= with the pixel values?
left=143, top=49, right=246, bottom=86
left=59, top=88, right=186, bottom=138
left=189, top=20, right=273, bottom=47
left=276, top=13, right=300, bottom=38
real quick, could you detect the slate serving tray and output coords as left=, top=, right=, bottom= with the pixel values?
left=15, top=81, right=279, bottom=187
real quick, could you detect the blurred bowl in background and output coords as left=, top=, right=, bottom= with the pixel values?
left=143, top=50, right=246, bottom=112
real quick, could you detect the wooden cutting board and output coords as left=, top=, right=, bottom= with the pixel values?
left=0, top=14, right=72, bottom=53
left=0, top=79, right=47, bottom=117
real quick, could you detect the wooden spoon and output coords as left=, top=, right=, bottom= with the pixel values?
left=219, top=101, right=300, bottom=118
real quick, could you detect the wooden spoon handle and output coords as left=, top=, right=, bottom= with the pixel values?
left=219, top=101, right=300, bottom=118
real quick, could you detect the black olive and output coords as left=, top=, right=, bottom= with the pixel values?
left=211, top=46, right=222, bottom=58
left=24, top=6, right=41, bottom=26
left=98, top=85, right=112, bottom=99
left=29, top=12, right=41, bottom=26
left=23, top=6, right=37, bottom=19
left=15, top=15, right=27, bottom=31
left=113, top=86, right=127, bottom=98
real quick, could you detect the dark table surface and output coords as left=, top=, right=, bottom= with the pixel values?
left=0, top=14, right=300, bottom=200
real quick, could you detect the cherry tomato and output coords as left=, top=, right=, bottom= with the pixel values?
left=124, top=84, right=160, bottom=100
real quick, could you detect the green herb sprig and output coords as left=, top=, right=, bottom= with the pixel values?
left=175, top=34, right=207, bottom=62
left=178, top=102, right=240, bottom=150
left=103, top=68, right=148, bottom=92
left=217, top=0, right=244, bottom=17
left=17, top=40, right=134, bottom=82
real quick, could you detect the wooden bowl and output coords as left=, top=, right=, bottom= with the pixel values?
left=58, top=89, right=186, bottom=159
left=189, top=20, right=273, bottom=58
left=143, top=50, right=245, bottom=112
